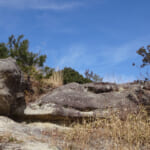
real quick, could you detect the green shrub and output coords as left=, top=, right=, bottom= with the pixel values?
left=63, top=67, right=92, bottom=84
left=0, top=43, right=9, bottom=58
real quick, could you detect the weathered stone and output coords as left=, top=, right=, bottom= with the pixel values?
left=0, top=116, right=65, bottom=150
left=84, top=82, right=118, bottom=93
left=143, top=81, right=150, bottom=90
left=0, top=57, right=26, bottom=116
left=24, top=82, right=150, bottom=121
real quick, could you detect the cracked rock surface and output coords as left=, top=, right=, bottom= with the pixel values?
left=24, top=82, right=150, bottom=121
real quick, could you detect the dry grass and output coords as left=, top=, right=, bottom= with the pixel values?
left=24, top=70, right=63, bottom=103
left=61, top=108, right=150, bottom=150
left=42, top=70, right=63, bottom=88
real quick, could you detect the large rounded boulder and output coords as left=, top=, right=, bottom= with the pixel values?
left=0, top=57, right=26, bottom=116
left=25, top=82, right=150, bottom=121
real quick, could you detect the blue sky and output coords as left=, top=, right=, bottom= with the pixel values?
left=0, top=0, right=150, bottom=83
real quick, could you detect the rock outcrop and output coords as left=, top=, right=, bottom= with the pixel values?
left=0, top=57, right=149, bottom=122
left=0, top=57, right=150, bottom=150
left=0, top=57, right=26, bottom=116
left=24, top=82, right=150, bottom=121
left=0, top=116, right=65, bottom=150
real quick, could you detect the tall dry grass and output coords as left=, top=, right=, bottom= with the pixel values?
left=43, top=70, right=63, bottom=88
left=62, top=108, right=150, bottom=150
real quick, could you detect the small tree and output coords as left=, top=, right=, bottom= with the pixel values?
left=84, top=69, right=93, bottom=80
left=92, top=74, right=103, bottom=82
left=84, top=69, right=103, bottom=82
left=0, top=35, right=47, bottom=75
left=133, top=45, right=150, bottom=80
left=136, top=45, right=150, bottom=68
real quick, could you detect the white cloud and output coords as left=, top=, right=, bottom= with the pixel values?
left=0, top=0, right=82, bottom=10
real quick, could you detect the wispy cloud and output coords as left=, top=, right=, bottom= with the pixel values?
left=0, top=0, right=82, bottom=10
left=56, top=45, right=88, bottom=68
left=43, top=44, right=100, bottom=75
left=53, top=44, right=138, bottom=83
left=100, top=37, right=150, bottom=64
left=49, top=36, right=150, bottom=70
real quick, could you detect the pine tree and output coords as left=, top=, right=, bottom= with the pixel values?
left=0, top=34, right=47, bottom=75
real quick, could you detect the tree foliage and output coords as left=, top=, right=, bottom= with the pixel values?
left=0, top=35, right=47, bottom=75
left=0, top=43, right=9, bottom=58
left=136, top=45, right=150, bottom=68
left=133, top=45, right=150, bottom=81
left=84, top=69, right=103, bottom=82
left=63, top=67, right=92, bottom=84
left=41, top=66, right=54, bottom=78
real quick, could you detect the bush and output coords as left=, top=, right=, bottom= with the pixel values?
left=63, top=67, right=92, bottom=84
left=0, top=43, right=9, bottom=58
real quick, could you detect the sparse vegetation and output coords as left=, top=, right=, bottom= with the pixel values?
left=60, top=108, right=150, bottom=150
left=85, top=69, right=103, bottom=82
left=43, top=70, right=64, bottom=88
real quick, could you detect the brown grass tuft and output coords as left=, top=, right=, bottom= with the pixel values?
left=42, top=70, right=63, bottom=88
left=62, top=108, right=150, bottom=150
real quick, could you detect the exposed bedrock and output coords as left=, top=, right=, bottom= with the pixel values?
left=0, top=57, right=26, bottom=116
left=24, top=82, right=150, bottom=121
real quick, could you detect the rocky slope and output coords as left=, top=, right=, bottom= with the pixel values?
left=0, top=58, right=150, bottom=150
left=24, top=81, right=150, bottom=122
left=0, top=116, right=68, bottom=150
